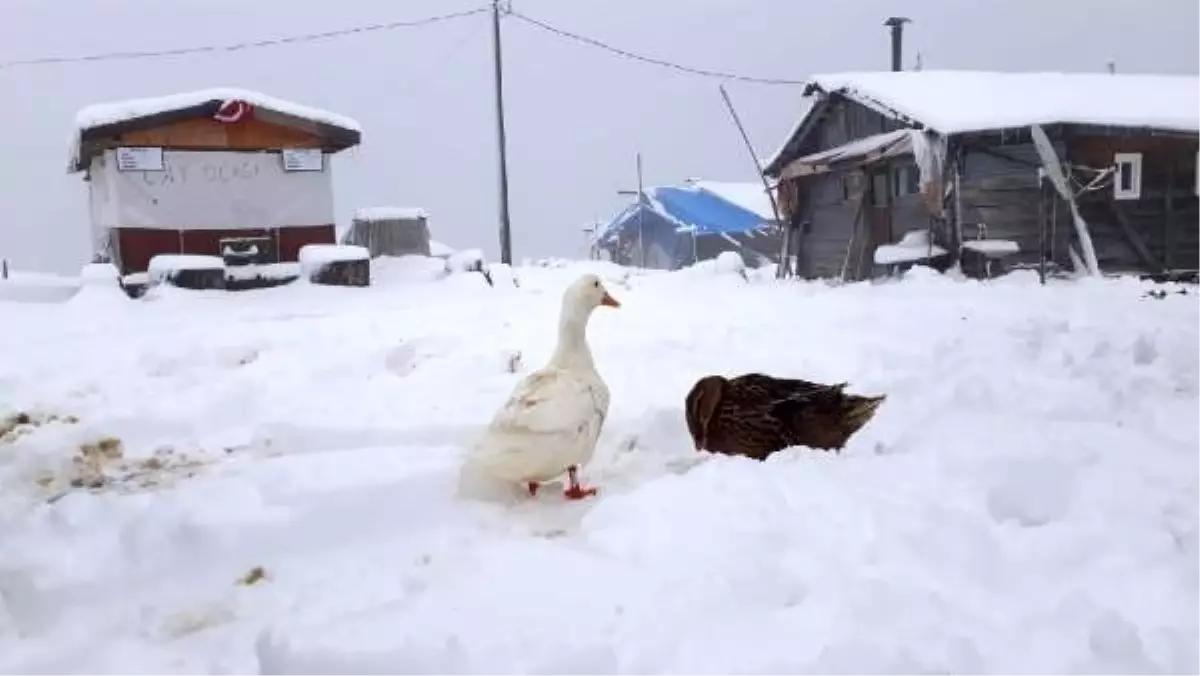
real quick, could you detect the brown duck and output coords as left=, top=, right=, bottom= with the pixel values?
left=684, top=373, right=886, bottom=460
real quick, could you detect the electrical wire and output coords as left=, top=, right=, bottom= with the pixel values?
left=0, top=6, right=491, bottom=69
left=2, top=4, right=808, bottom=87
left=507, top=10, right=806, bottom=86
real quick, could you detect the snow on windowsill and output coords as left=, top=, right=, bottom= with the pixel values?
left=874, top=230, right=949, bottom=265
left=962, top=240, right=1021, bottom=257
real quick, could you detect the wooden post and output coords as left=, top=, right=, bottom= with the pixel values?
left=1037, top=169, right=1046, bottom=285
left=1165, top=158, right=1176, bottom=270
left=1, top=258, right=7, bottom=280
left=952, top=149, right=964, bottom=260
left=716, top=84, right=789, bottom=278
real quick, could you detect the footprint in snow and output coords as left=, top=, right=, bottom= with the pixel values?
left=385, top=343, right=419, bottom=377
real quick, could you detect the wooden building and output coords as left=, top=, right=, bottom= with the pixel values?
left=763, top=71, right=1199, bottom=281
left=68, top=88, right=362, bottom=278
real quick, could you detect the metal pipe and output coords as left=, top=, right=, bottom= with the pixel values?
left=884, top=17, right=911, bottom=71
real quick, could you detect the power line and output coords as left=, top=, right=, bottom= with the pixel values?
left=508, top=10, right=807, bottom=86
left=0, top=6, right=491, bottom=69
left=3, top=5, right=810, bottom=87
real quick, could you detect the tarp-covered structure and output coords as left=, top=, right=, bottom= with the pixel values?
left=595, top=180, right=782, bottom=270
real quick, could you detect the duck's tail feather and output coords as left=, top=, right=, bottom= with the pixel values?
left=841, top=393, right=886, bottom=431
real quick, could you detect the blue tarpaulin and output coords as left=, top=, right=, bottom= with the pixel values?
left=596, top=182, right=778, bottom=270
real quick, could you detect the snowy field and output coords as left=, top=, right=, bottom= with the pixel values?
left=0, top=258, right=1197, bottom=674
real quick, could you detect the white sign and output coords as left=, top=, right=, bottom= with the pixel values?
left=93, top=149, right=334, bottom=230
left=281, top=148, right=324, bottom=172
left=115, top=146, right=164, bottom=172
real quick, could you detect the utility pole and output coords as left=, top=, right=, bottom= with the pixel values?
left=636, top=152, right=645, bottom=266
left=616, top=152, right=646, bottom=267
left=491, top=0, right=513, bottom=264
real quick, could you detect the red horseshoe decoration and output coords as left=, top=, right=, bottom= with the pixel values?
left=213, top=99, right=252, bottom=124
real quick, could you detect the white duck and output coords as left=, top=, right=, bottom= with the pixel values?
left=460, top=273, right=620, bottom=500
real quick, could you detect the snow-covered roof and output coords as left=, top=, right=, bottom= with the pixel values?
left=766, top=70, right=1200, bottom=172
left=69, top=87, right=362, bottom=172
left=596, top=181, right=776, bottom=245
left=353, top=207, right=430, bottom=222
left=805, top=71, right=1200, bottom=136
left=684, top=180, right=778, bottom=220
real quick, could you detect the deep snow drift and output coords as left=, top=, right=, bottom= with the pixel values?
left=0, top=259, right=1196, bottom=674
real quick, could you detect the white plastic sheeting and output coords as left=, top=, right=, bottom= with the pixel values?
left=781, top=128, right=947, bottom=215
left=88, top=149, right=335, bottom=232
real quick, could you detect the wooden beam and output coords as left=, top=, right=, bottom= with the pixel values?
left=1165, top=158, right=1176, bottom=270
left=1037, top=172, right=1047, bottom=285
left=839, top=189, right=868, bottom=283
left=1107, top=199, right=1164, bottom=272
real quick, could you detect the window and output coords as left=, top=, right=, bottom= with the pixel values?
left=892, top=162, right=921, bottom=197
left=1113, top=152, right=1142, bottom=200
left=870, top=169, right=890, bottom=206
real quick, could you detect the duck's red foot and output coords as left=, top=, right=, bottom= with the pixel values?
left=563, top=465, right=598, bottom=501
left=563, top=484, right=598, bottom=500
left=527, top=482, right=539, bottom=496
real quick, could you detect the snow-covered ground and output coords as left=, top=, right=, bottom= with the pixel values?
left=0, top=258, right=1196, bottom=674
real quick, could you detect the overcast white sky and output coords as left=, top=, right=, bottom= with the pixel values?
left=1, top=0, right=1197, bottom=273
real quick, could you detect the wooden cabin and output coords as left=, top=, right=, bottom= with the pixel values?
left=68, top=88, right=362, bottom=279
left=763, top=71, right=1199, bottom=282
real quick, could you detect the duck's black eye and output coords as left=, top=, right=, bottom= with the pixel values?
left=593, top=281, right=600, bottom=288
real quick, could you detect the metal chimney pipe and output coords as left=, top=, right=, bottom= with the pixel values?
left=883, top=17, right=911, bottom=71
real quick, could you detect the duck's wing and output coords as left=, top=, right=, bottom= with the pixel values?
left=767, top=383, right=846, bottom=420
left=488, top=367, right=598, bottom=437
left=731, top=373, right=847, bottom=401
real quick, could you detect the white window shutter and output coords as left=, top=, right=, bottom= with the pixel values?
left=1113, top=152, right=1143, bottom=201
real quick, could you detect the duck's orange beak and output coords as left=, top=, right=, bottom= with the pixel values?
left=601, top=291, right=621, bottom=308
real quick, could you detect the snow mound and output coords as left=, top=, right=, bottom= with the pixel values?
left=62, top=262, right=127, bottom=306
left=714, top=250, right=747, bottom=275
left=0, top=260, right=1195, bottom=674
left=429, top=240, right=456, bottom=258
left=298, top=244, right=369, bottom=278
left=444, top=249, right=485, bottom=274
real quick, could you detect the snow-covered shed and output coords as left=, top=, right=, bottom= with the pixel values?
left=341, top=207, right=432, bottom=258
left=763, top=71, right=1200, bottom=281
left=68, top=88, right=362, bottom=277
left=595, top=179, right=782, bottom=270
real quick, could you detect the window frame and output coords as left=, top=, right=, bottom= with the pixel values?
left=1113, top=152, right=1143, bottom=201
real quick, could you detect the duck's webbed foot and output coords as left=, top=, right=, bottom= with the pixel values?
left=563, top=465, right=598, bottom=500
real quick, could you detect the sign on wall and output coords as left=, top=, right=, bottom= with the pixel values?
left=115, top=146, right=165, bottom=172
left=93, top=149, right=335, bottom=230
left=281, top=148, right=324, bottom=172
